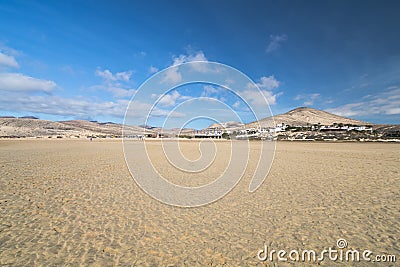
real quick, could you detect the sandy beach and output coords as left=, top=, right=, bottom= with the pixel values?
left=0, top=139, right=399, bottom=266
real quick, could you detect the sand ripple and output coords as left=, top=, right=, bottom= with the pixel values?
left=0, top=140, right=399, bottom=266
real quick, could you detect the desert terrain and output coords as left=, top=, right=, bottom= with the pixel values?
left=2, top=108, right=399, bottom=141
left=0, top=139, right=399, bottom=266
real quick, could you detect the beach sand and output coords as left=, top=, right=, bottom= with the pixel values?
left=0, top=139, right=399, bottom=266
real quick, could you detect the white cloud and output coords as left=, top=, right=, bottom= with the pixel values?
left=246, top=76, right=280, bottom=91
left=326, top=87, right=400, bottom=117
left=0, top=93, right=125, bottom=118
left=161, top=67, right=182, bottom=84
left=95, top=69, right=132, bottom=82
left=294, top=93, right=321, bottom=106
left=106, top=86, right=136, bottom=98
left=172, top=51, right=208, bottom=66
left=242, top=89, right=282, bottom=106
left=0, top=92, right=184, bottom=119
left=93, top=68, right=136, bottom=98
left=243, top=76, right=282, bottom=106
left=256, top=76, right=280, bottom=90
left=0, top=45, right=21, bottom=57
left=172, top=51, right=209, bottom=72
left=304, top=101, right=313, bottom=106
left=115, top=71, right=132, bottom=82
left=0, top=52, right=19, bottom=68
left=95, top=69, right=113, bottom=80
left=0, top=48, right=143, bottom=120
left=122, top=99, right=186, bottom=118
left=310, top=93, right=320, bottom=99
left=386, top=107, right=400, bottom=115
left=158, top=91, right=181, bottom=107
left=161, top=51, right=211, bottom=84
left=201, top=85, right=220, bottom=97
left=325, top=103, right=365, bottom=117
left=150, top=90, right=194, bottom=108
left=179, top=95, right=193, bottom=101
left=200, top=85, right=231, bottom=103
left=224, top=78, right=235, bottom=86
left=89, top=84, right=136, bottom=99
left=156, top=91, right=193, bottom=107
left=233, top=101, right=241, bottom=108
left=266, top=34, right=288, bottom=53
left=149, top=66, right=159, bottom=74
left=0, top=73, right=56, bottom=93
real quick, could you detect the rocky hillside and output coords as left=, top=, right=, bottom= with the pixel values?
left=206, top=121, right=245, bottom=130
left=0, top=118, right=152, bottom=138
left=0, top=118, right=84, bottom=138
left=247, top=107, right=370, bottom=128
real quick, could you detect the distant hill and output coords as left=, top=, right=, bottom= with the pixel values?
left=204, top=107, right=371, bottom=131
left=247, top=107, right=370, bottom=128
left=0, top=116, right=16, bottom=119
left=206, top=121, right=245, bottom=130
left=0, top=118, right=83, bottom=138
left=0, top=118, right=153, bottom=138
left=1, top=107, right=396, bottom=138
left=19, top=116, right=39, bottom=119
left=61, top=120, right=146, bottom=136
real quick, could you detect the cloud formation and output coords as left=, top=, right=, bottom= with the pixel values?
left=0, top=91, right=184, bottom=119
left=158, top=91, right=181, bottom=107
left=148, top=66, right=159, bottom=74
left=256, top=75, right=280, bottom=90
left=243, top=76, right=282, bottom=106
left=266, top=34, right=288, bottom=53
left=172, top=51, right=208, bottom=66
left=326, top=87, right=400, bottom=117
left=0, top=46, right=284, bottom=123
left=241, top=89, right=281, bottom=106
left=93, top=68, right=136, bottom=98
left=0, top=73, right=56, bottom=93
left=0, top=56, right=136, bottom=119
left=161, top=51, right=210, bottom=84
left=201, top=85, right=220, bottom=97
left=161, top=67, right=182, bottom=84
left=151, top=90, right=193, bottom=108
left=95, top=69, right=132, bottom=82
left=294, top=93, right=321, bottom=106
left=0, top=93, right=125, bottom=118
left=0, top=52, right=19, bottom=68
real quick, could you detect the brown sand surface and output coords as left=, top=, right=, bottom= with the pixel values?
left=0, top=140, right=399, bottom=266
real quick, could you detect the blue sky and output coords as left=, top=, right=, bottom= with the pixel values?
left=0, top=0, right=399, bottom=128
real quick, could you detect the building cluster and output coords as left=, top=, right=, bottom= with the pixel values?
left=124, top=122, right=374, bottom=140
left=317, top=125, right=373, bottom=131
left=193, top=129, right=224, bottom=138
left=231, top=123, right=373, bottom=140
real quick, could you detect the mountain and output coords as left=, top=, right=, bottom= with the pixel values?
left=247, top=107, right=370, bottom=128
left=19, top=116, right=39, bottom=119
left=61, top=120, right=146, bottom=135
left=204, top=107, right=371, bottom=131
left=0, top=118, right=153, bottom=138
left=206, top=121, right=245, bottom=130
left=0, top=118, right=84, bottom=138
left=0, top=107, right=394, bottom=138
